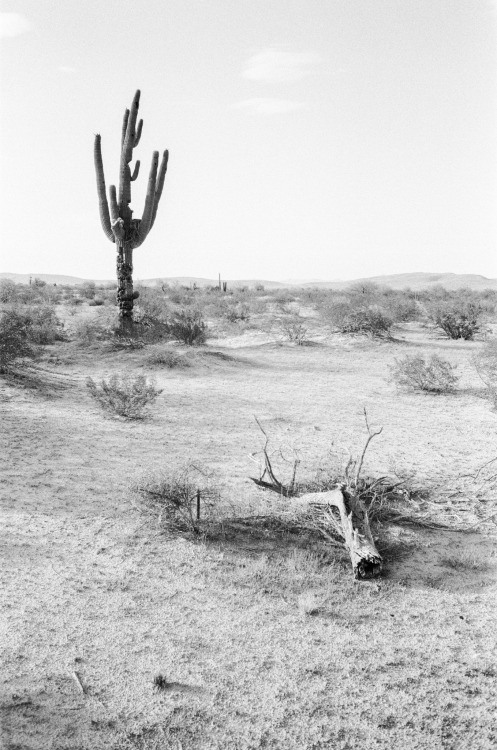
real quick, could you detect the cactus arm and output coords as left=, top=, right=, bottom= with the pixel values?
left=108, top=185, right=119, bottom=225
left=134, top=119, right=143, bottom=148
left=136, top=151, right=159, bottom=245
left=122, top=91, right=140, bottom=163
left=121, top=109, right=129, bottom=148
left=150, top=150, right=169, bottom=230
left=130, top=161, right=140, bottom=181
left=109, top=185, right=125, bottom=241
left=119, top=90, right=141, bottom=213
left=93, top=134, right=114, bottom=242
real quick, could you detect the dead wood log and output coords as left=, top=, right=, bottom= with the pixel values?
left=300, top=488, right=382, bottom=579
left=249, top=410, right=383, bottom=579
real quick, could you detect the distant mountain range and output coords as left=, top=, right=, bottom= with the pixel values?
left=1, top=271, right=496, bottom=291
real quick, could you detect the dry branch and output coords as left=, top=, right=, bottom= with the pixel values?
left=249, top=411, right=383, bottom=579
left=300, top=488, right=382, bottom=579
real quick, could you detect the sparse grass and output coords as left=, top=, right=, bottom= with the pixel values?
left=144, top=349, right=193, bottom=368
left=439, top=553, right=492, bottom=572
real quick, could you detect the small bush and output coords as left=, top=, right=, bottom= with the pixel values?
left=88, top=298, right=105, bottom=307
left=429, top=301, right=482, bottom=340
left=22, top=305, right=64, bottom=344
left=165, top=309, right=207, bottom=345
left=280, top=320, right=309, bottom=345
left=327, top=302, right=393, bottom=337
left=224, top=303, right=250, bottom=323
left=86, top=373, right=162, bottom=418
left=132, top=461, right=219, bottom=533
left=72, top=309, right=118, bottom=345
left=0, top=280, right=19, bottom=304
left=383, top=295, right=419, bottom=323
left=0, top=309, right=35, bottom=371
left=473, top=338, right=497, bottom=388
left=389, top=354, right=459, bottom=393
left=473, top=338, right=497, bottom=408
left=81, top=281, right=96, bottom=299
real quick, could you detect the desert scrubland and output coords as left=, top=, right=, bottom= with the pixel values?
left=1, top=279, right=496, bottom=749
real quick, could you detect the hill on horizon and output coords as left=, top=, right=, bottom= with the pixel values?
left=1, top=271, right=496, bottom=291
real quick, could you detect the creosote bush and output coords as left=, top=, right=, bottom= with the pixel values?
left=280, top=319, right=309, bottom=345
left=326, top=302, right=393, bottom=338
left=389, top=354, right=459, bottom=393
left=165, top=309, right=207, bottom=345
left=132, top=461, right=219, bottom=533
left=473, top=338, right=497, bottom=408
left=0, top=309, right=35, bottom=372
left=429, top=301, right=482, bottom=340
left=86, top=372, right=162, bottom=418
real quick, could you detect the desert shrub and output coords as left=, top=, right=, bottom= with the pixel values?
left=132, top=311, right=171, bottom=343
left=22, top=305, right=64, bottom=344
left=280, top=319, right=309, bottom=345
left=0, top=309, right=35, bottom=371
left=72, top=309, right=118, bottom=344
left=165, top=309, right=207, bottom=345
left=474, top=338, right=497, bottom=388
left=326, top=302, right=393, bottom=337
left=389, top=354, right=459, bottom=393
left=223, top=302, right=250, bottom=322
left=0, top=279, right=19, bottom=304
left=134, top=286, right=172, bottom=320
left=473, top=338, right=497, bottom=408
left=131, top=461, right=219, bottom=533
left=383, top=294, right=419, bottom=323
left=81, top=281, right=96, bottom=299
left=2, top=281, right=61, bottom=306
left=88, top=298, right=105, bottom=306
left=167, top=286, right=196, bottom=306
left=145, top=349, right=192, bottom=368
left=429, top=301, right=482, bottom=340
left=86, top=372, right=162, bottom=418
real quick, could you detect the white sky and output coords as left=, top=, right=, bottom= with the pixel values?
left=1, top=0, right=496, bottom=281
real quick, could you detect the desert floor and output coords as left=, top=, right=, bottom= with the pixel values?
left=1, top=315, right=496, bottom=749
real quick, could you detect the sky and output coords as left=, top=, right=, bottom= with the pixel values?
left=1, top=0, right=496, bottom=282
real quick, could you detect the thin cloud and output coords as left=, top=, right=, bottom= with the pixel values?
left=242, top=48, right=321, bottom=83
left=0, top=12, right=30, bottom=38
left=233, top=98, right=305, bottom=115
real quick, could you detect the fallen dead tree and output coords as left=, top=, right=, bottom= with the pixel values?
left=250, top=411, right=383, bottom=579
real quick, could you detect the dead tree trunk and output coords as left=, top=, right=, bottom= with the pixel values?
left=249, top=411, right=383, bottom=579
left=300, top=488, right=382, bottom=579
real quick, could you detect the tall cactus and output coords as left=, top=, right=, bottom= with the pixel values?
left=94, top=90, right=169, bottom=334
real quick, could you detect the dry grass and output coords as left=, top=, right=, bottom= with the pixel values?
left=1, top=302, right=497, bottom=749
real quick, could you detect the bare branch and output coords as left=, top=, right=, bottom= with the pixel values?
left=353, top=408, right=383, bottom=489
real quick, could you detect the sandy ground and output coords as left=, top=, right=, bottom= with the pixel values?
left=1, top=321, right=496, bottom=749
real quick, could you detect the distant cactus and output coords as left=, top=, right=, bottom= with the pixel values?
left=94, top=90, right=169, bottom=334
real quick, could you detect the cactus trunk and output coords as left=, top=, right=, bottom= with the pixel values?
left=94, top=90, right=169, bottom=336
left=116, top=243, right=134, bottom=335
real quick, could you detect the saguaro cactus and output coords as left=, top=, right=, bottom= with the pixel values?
left=94, top=90, right=169, bottom=334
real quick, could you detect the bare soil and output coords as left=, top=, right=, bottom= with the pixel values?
left=1, top=316, right=496, bottom=749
